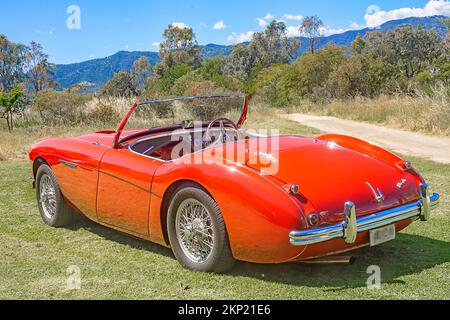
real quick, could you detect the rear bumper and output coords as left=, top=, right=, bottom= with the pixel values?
left=290, top=183, right=440, bottom=246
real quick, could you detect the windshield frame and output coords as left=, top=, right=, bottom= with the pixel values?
left=112, top=94, right=249, bottom=148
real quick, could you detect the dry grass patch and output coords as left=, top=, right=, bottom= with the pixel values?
left=289, top=90, right=450, bottom=136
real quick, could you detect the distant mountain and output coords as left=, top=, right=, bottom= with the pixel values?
left=54, top=51, right=160, bottom=90
left=306, top=15, right=449, bottom=55
left=54, top=15, right=449, bottom=90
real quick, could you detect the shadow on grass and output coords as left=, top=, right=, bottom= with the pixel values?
left=67, top=215, right=174, bottom=259
left=230, top=234, right=450, bottom=290
left=68, top=214, right=450, bottom=290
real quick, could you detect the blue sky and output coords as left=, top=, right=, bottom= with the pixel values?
left=1, top=0, right=449, bottom=64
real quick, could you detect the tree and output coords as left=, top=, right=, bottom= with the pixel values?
left=443, top=33, right=450, bottom=58
left=155, top=24, right=201, bottom=76
left=223, top=44, right=258, bottom=79
left=0, top=35, right=27, bottom=91
left=101, top=72, right=139, bottom=97
left=25, top=41, right=57, bottom=92
left=252, top=20, right=300, bottom=67
left=132, top=56, right=151, bottom=90
left=0, top=86, right=25, bottom=131
left=388, top=28, right=441, bottom=77
left=224, top=21, right=300, bottom=79
left=299, top=16, right=324, bottom=54
left=327, top=55, right=396, bottom=98
left=362, top=30, right=386, bottom=58
left=352, top=34, right=366, bottom=54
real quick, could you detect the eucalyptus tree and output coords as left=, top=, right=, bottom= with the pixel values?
left=26, top=41, right=57, bottom=92
left=0, top=35, right=27, bottom=91
left=132, top=56, right=151, bottom=90
left=155, top=24, right=201, bottom=76
left=299, top=16, right=324, bottom=54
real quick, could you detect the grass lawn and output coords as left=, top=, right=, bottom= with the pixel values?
left=0, top=116, right=449, bottom=299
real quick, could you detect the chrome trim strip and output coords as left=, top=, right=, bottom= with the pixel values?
left=59, top=160, right=78, bottom=169
left=289, top=192, right=440, bottom=246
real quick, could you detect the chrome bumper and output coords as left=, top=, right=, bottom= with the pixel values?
left=290, top=183, right=440, bottom=246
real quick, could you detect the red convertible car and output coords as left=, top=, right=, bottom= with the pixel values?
left=29, top=94, right=440, bottom=272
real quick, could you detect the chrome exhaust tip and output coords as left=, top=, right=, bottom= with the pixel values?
left=300, top=255, right=355, bottom=265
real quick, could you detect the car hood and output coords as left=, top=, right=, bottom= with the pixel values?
left=246, top=136, right=419, bottom=222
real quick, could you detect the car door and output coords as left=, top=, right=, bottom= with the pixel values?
left=53, top=140, right=108, bottom=221
left=96, top=148, right=162, bottom=236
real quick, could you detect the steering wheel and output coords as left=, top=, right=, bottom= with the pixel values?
left=205, top=118, right=241, bottom=147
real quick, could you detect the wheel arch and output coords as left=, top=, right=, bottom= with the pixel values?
left=32, top=156, right=51, bottom=189
left=159, top=179, right=215, bottom=246
left=152, top=161, right=307, bottom=264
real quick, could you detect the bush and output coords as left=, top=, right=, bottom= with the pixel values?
left=143, top=64, right=193, bottom=99
left=33, top=89, right=91, bottom=125
left=253, top=44, right=346, bottom=106
left=86, top=99, right=121, bottom=125
left=327, top=55, right=396, bottom=98
left=101, top=72, right=140, bottom=98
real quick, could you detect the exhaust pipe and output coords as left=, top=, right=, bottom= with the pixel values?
left=300, top=255, right=355, bottom=265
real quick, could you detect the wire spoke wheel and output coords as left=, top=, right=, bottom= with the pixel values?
left=175, top=199, right=215, bottom=264
left=39, top=174, right=57, bottom=220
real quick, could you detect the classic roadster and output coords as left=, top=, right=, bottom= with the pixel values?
left=29, top=94, right=440, bottom=272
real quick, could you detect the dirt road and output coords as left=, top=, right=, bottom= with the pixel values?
left=287, top=114, right=450, bottom=164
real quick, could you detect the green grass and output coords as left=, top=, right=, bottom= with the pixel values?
left=0, top=117, right=449, bottom=300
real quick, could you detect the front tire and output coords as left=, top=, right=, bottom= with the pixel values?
left=167, top=184, right=235, bottom=273
left=36, top=164, right=75, bottom=227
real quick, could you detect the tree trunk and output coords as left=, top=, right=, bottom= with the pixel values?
left=310, top=37, right=315, bottom=54
left=5, top=115, right=11, bottom=132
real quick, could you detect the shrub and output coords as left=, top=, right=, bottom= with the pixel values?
left=101, top=72, right=140, bottom=98
left=33, top=89, right=91, bottom=125
left=86, top=99, right=121, bottom=125
left=327, top=55, right=396, bottom=98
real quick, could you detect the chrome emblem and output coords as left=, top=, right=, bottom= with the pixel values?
left=396, top=179, right=407, bottom=189
left=366, top=182, right=385, bottom=203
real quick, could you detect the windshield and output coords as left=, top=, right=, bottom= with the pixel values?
left=115, top=94, right=248, bottom=146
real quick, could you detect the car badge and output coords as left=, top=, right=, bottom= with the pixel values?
left=366, top=182, right=385, bottom=203
left=396, top=179, right=407, bottom=189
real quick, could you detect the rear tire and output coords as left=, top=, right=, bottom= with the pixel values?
left=167, top=184, right=235, bottom=273
left=36, top=164, right=75, bottom=227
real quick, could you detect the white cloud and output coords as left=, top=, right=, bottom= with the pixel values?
left=264, top=13, right=275, bottom=21
left=257, top=13, right=276, bottom=28
left=151, top=42, right=160, bottom=47
left=364, top=0, right=450, bottom=28
left=349, top=22, right=364, bottom=29
left=321, top=27, right=346, bottom=36
left=171, top=22, right=189, bottom=29
left=227, top=31, right=255, bottom=44
left=257, top=18, right=268, bottom=28
left=125, top=44, right=129, bottom=49
left=286, top=24, right=350, bottom=38
left=89, top=54, right=95, bottom=58
left=320, top=21, right=367, bottom=36
left=200, top=22, right=208, bottom=28
left=282, top=14, right=303, bottom=21
left=286, top=25, right=302, bottom=37
left=36, top=27, right=56, bottom=36
left=213, top=20, right=227, bottom=30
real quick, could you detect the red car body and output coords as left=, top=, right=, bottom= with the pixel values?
left=29, top=95, right=440, bottom=264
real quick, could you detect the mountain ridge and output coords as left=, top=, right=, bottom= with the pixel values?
left=54, top=15, right=449, bottom=90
